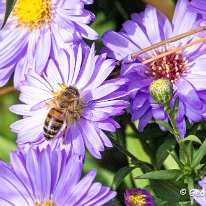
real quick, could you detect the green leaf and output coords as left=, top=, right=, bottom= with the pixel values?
left=187, top=176, right=195, bottom=205
left=187, top=176, right=194, bottom=193
left=155, top=120, right=174, bottom=134
left=156, top=136, right=176, bottom=169
left=151, top=180, right=187, bottom=204
left=154, top=198, right=168, bottom=206
left=179, top=143, right=190, bottom=165
left=170, top=152, right=184, bottom=168
left=194, top=164, right=204, bottom=173
left=1, top=0, right=17, bottom=29
left=192, top=138, right=206, bottom=167
left=182, top=135, right=202, bottom=145
left=163, top=153, right=179, bottom=170
left=131, top=168, right=149, bottom=190
left=111, top=166, right=135, bottom=190
left=176, top=173, right=184, bottom=182
left=185, top=142, right=194, bottom=164
left=136, top=169, right=182, bottom=180
left=0, top=135, right=16, bottom=162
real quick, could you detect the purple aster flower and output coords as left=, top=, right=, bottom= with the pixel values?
left=0, top=0, right=98, bottom=88
left=102, top=0, right=206, bottom=138
left=189, top=0, right=206, bottom=15
left=10, top=44, right=129, bottom=159
left=124, top=188, right=154, bottom=206
left=0, top=146, right=116, bottom=205
left=192, top=177, right=206, bottom=205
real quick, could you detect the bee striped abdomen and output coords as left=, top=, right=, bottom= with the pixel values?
left=43, top=108, right=64, bottom=140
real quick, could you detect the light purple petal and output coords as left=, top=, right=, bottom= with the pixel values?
left=102, top=31, right=137, bottom=59
left=63, top=169, right=96, bottom=205
left=144, top=5, right=161, bottom=44
left=176, top=78, right=202, bottom=110
left=138, top=109, right=153, bottom=132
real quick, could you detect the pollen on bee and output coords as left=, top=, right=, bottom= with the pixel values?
left=47, top=102, right=54, bottom=108
left=52, top=91, right=59, bottom=96
left=52, top=83, right=67, bottom=96
left=58, top=83, right=67, bottom=90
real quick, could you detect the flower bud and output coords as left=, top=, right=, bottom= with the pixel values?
left=149, top=78, right=173, bottom=105
left=183, top=166, right=193, bottom=176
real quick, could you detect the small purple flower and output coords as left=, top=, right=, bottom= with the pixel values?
left=102, top=0, right=206, bottom=138
left=0, top=146, right=116, bottom=205
left=10, top=44, right=129, bottom=159
left=192, top=177, right=206, bottom=205
left=0, top=0, right=98, bottom=88
left=124, top=188, right=154, bottom=206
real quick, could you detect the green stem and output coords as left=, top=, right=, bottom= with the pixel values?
left=108, top=133, right=152, bottom=172
left=164, top=106, right=188, bottom=162
left=167, top=111, right=181, bottom=142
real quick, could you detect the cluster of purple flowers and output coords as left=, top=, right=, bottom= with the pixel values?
left=0, top=0, right=206, bottom=205
left=0, top=0, right=120, bottom=204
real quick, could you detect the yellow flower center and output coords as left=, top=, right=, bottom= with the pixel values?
left=34, top=198, right=54, bottom=206
left=129, top=194, right=147, bottom=206
left=12, top=0, right=52, bottom=30
left=35, top=203, right=53, bottom=206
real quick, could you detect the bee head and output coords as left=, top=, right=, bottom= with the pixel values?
left=65, top=86, right=79, bottom=96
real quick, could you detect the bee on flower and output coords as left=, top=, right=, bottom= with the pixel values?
left=10, top=44, right=129, bottom=159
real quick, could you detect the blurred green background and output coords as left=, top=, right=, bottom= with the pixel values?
left=0, top=0, right=179, bottom=205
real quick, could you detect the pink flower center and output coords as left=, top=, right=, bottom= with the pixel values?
left=145, top=47, right=188, bottom=83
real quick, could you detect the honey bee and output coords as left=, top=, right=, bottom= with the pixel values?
left=31, top=86, right=81, bottom=140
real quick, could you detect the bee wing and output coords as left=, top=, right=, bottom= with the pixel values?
left=30, top=98, right=54, bottom=111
